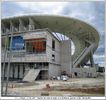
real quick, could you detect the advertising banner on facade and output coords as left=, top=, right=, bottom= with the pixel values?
left=12, top=36, right=25, bottom=50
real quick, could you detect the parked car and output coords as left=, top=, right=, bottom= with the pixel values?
left=61, top=75, right=68, bottom=81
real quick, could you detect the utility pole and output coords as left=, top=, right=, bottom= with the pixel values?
left=69, top=38, right=72, bottom=77
left=5, top=22, right=13, bottom=96
left=1, top=35, right=8, bottom=95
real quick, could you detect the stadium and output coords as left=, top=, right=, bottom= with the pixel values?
left=1, top=15, right=100, bottom=82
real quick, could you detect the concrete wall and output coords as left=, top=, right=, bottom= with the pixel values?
left=60, top=40, right=72, bottom=75
left=2, top=53, right=48, bottom=63
left=23, top=30, right=61, bottom=64
left=1, top=30, right=61, bottom=64
left=23, top=31, right=47, bottom=40
left=71, top=67, right=97, bottom=78
left=46, top=31, right=61, bottom=64
left=48, top=63, right=61, bottom=78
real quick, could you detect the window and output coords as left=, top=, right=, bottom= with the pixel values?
left=26, top=38, right=46, bottom=54
left=26, top=42, right=34, bottom=53
left=52, top=54, right=55, bottom=61
left=52, top=39, right=55, bottom=51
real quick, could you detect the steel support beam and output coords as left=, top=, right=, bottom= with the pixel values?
left=29, top=18, right=35, bottom=30
left=90, top=50, right=95, bottom=67
left=19, top=19, right=25, bottom=32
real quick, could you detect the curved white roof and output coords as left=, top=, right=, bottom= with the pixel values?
left=2, top=15, right=100, bottom=67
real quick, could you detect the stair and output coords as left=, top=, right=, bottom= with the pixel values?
left=23, top=69, right=40, bottom=82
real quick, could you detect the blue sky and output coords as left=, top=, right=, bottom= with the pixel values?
left=1, top=1, right=105, bottom=66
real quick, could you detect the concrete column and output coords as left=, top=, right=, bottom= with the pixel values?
left=4, top=64, right=7, bottom=78
left=23, top=64, right=25, bottom=77
left=19, top=64, right=23, bottom=79
left=14, top=64, right=18, bottom=78
left=9, top=65, right=13, bottom=78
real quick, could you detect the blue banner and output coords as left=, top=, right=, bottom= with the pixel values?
left=12, top=36, right=25, bottom=50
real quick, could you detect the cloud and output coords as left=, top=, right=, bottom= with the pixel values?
left=93, top=54, right=105, bottom=66
left=16, top=2, right=68, bottom=15
left=1, top=2, right=69, bottom=18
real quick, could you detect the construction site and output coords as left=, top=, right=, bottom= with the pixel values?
left=1, top=15, right=105, bottom=96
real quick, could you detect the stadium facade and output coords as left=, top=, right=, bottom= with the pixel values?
left=1, top=15, right=99, bottom=82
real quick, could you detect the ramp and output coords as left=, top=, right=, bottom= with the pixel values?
left=23, top=69, right=40, bottom=82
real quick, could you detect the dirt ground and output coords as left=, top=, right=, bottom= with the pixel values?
left=2, top=77, right=105, bottom=96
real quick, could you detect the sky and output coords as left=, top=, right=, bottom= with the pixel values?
left=1, top=1, right=105, bottom=66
